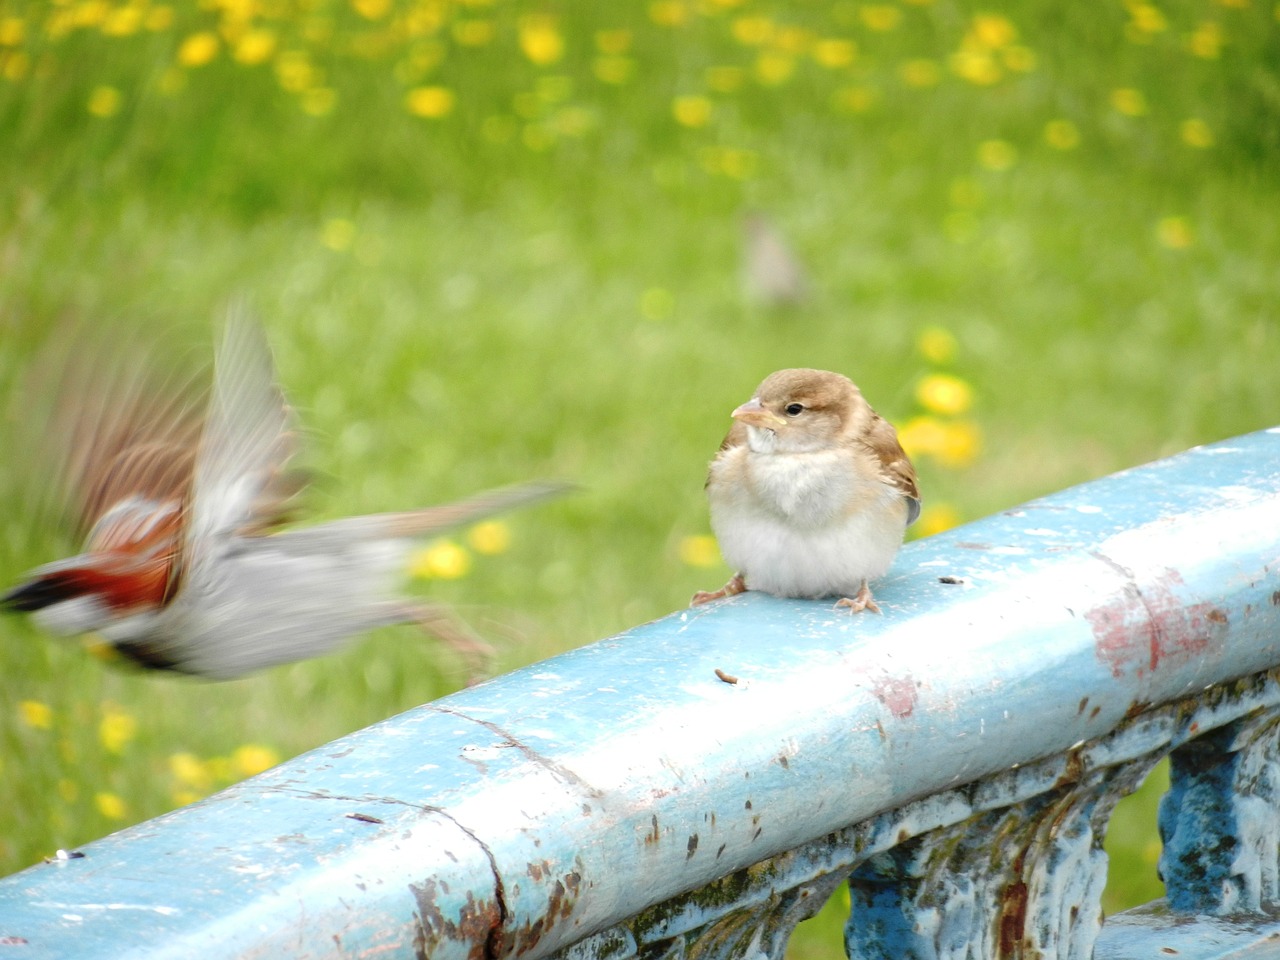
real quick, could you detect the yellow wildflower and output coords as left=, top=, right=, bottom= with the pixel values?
left=234, top=29, right=276, bottom=65
left=916, top=373, right=974, bottom=416
left=409, top=540, right=471, bottom=579
left=976, top=139, right=1017, bottom=171
left=812, top=38, right=857, bottom=69
left=87, top=85, right=122, bottom=117
left=949, top=50, right=1001, bottom=85
left=1127, top=3, right=1168, bottom=36
left=0, top=17, right=24, bottom=45
left=322, top=217, right=356, bottom=251
left=275, top=50, right=314, bottom=92
left=300, top=87, right=336, bottom=116
left=1044, top=119, right=1081, bottom=150
left=860, top=5, right=901, bottom=30
left=95, top=792, right=128, bottom=820
left=1156, top=216, right=1194, bottom=250
left=1180, top=118, right=1214, bottom=148
left=679, top=535, right=722, bottom=569
left=649, top=0, right=687, bottom=27
left=1187, top=21, right=1223, bottom=58
left=672, top=94, right=713, bottom=128
left=467, top=521, right=511, bottom=556
left=1110, top=88, right=1148, bottom=116
left=178, top=32, right=220, bottom=67
left=916, top=503, right=963, bottom=537
left=352, top=0, right=390, bottom=20
left=232, top=744, right=280, bottom=778
left=898, top=416, right=948, bottom=459
left=935, top=420, right=982, bottom=468
left=98, top=704, right=137, bottom=754
left=969, top=13, right=1017, bottom=48
left=916, top=326, right=958, bottom=364
left=2, top=50, right=29, bottom=80
left=405, top=85, right=455, bottom=118
left=146, top=6, right=173, bottom=31
left=102, top=6, right=142, bottom=36
left=519, top=15, right=564, bottom=66
left=19, top=700, right=52, bottom=730
left=169, top=752, right=213, bottom=791
left=731, top=16, right=773, bottom=45
left=754, top=51, right=794, bottom=86
left=831, top=86, right=877, bottom=114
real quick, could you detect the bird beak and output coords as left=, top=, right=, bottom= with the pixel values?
left=732, top=396, right=787, bottom=429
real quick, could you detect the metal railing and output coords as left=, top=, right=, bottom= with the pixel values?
left=2, top=428, right=1280, bottom=959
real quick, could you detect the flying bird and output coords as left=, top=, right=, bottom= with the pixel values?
left=2, top=313, right=567, bottom=680
left=692, top=368, right=919, bottom=613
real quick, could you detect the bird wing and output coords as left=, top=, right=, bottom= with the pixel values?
left=184, top=306, right=300, bottom=557
left=863, top=412, right=922, bottom=525
left=18, top=322, right=206, bottom=547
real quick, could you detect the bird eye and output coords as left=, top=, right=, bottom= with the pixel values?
left=784, top=403, right=804, bottom=417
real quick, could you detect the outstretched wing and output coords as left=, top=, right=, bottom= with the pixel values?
left=184, top=306, right=301, bottom=558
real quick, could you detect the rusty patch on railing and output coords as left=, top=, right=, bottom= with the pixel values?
left=410, top=879, right=503, bottom=960
left=1085, top=565, right=1228, bottom=679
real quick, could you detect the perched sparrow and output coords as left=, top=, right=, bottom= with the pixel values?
left=692, top=368, right=920, bottom=613
left=2, top=313, right=567, bottom=680
left=742, top=212, right=811, bottom=309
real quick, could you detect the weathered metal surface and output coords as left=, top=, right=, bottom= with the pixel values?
left=0, top=428, right=1278, bottom=959
left=1094, top=901, right=1280, bottom=959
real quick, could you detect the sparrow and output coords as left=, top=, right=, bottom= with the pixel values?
left=742, top=212, right=811, bottom=309
left=2, top=311, right=568, bottom=680
left=691, top=368, right=920, bottom=613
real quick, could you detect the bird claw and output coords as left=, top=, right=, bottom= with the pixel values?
left=835, top=583, right=881, bottom=615
left=691, top=573, right=747, bottom=607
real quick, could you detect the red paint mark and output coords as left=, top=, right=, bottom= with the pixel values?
left=871, top=673, right=918, bottom=718
left=1085, top=568, right=1228, bottom=678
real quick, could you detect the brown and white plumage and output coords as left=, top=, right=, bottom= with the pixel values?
left=692, top=368, right=920, bottom=613
left=3, top=311, right=567, bottom=679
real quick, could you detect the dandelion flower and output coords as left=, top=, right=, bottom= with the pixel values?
left=169, top=752, right=213, bottom=791
left=860, top=5, right=902, bottom=31
left=754, top=51, right=795, bottom=86
left=936, top=420, right=982, bottom=468
left=1044, top=119, right=1080, bottom=150
left=234, top=29, right=277, bottom=65
left=95, top=792, right=128, bottom=820
left=1187, top=21, right=1223, bottom=58
left=0, top=17, right=25, bottom=46
left=1180, top=118, right=1214, bottom=148
left=19, top=700, right=53, bottom=730
left=731, top=17, right=773, bottom=45
left=177, top=31, right=220, bottom=67
left=900, top=59, right=941, bottom=88
left=232, top=744, right=280, bottom=778
left=98, top=704, right=137, bottom=755
left=812, top=38, right=857, bottom=68
left=977, top=139, right=1017, bottom=171
left=1156, top=216, right=1194, bottom=250
left=916, top=503, right=963, bottom=537
left=916, top=326, right=958, bottom=364
left=405, top=85, right=455, bottom=118
left=672, top=94, right=713, bottom=128
left=916, top=373, right=974, bottom=416
left=649, top=0, right=687, bottom=27
left=87, top=85, right=122, bottom=117
left=519, top=15, right=564, bottom=66
left=409, top=540, right=472, bottom=580
left=467, top=521, right=512, bottom=555
left=679, top=535, right=722, bottom=569
left=1111, top=88, right=1148, bottom=116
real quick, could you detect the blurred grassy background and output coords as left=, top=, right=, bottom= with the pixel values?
left=1, top=0, right=1278, bottom=954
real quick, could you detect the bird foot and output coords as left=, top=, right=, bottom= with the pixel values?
left=835, top=582, right=881, bottom=615
left=407, top=603, right=497, bottom=684
left=691, top=573, right=747, bottom=607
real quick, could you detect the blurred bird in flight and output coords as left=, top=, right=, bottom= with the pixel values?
left=2, top=310, right=567, bottom=680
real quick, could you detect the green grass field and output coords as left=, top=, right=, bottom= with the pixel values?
left=1, top=0, right=1278, bottom=954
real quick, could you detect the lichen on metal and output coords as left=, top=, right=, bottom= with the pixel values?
left=1, top=428, right=1280, bottom=959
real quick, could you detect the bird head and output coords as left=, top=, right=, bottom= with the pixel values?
left=731, top=368, right=868, bottom=454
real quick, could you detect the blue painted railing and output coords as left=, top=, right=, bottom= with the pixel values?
left=3, top=429, right=1280, bottom=959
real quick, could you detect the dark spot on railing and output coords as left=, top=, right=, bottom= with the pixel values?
left=778, top=754, right=790, bottom=769
left=745, top=799, right=752, bottom=810
left=871, top=672, right=918, bottom=718
left=716, top=843, right=726, bottom=859
left=410, top=879, right=503, bottom=960
left=581, top=804, right=591, bottom=816
left=997, top=879, right=1029, bottom=958
left=687, top=834, right=699, bottom=859
left=1090, top=705, right=1101, bottom=719
left=1077, top=696, right=1089, bottom=715
left=645, top=814, right=660, bottom=845
left=1272, top=590, right=1280, bottom=606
